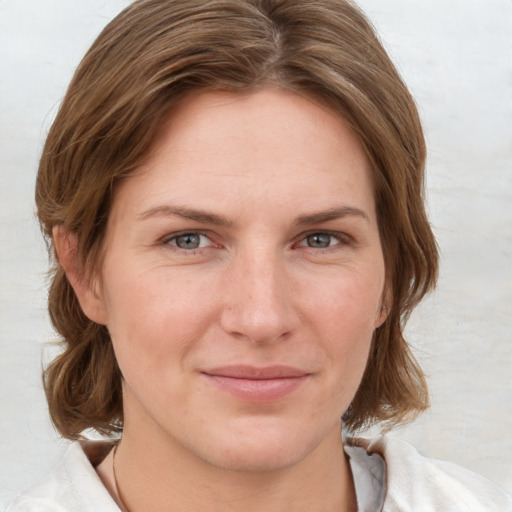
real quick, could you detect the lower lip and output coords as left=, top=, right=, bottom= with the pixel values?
left=203, top=375, right=308, bottom=402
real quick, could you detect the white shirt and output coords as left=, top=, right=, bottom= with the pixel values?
left=6, top=436, right=512, bottom=511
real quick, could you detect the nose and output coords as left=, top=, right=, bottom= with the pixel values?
left=219, top=249, right=298, bottom=345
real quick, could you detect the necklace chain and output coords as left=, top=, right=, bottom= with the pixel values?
left=112, top=443, right=131, bottom=512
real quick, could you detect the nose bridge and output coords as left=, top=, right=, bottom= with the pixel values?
left=220, top=244, right=294, bottom=343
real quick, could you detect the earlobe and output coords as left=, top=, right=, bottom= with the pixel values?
left=52, top=226, right=108, bottom=325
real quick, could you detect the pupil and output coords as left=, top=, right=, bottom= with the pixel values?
left=176, top=234, right=200, bottom=249
left=308, top=234, right=330, bottom=248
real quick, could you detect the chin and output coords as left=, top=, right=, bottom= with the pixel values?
left=201, top=444, right=307, bottom=473
left=190, top=418, right=333, bottom=473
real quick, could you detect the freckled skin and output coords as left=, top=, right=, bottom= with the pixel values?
left=76, top=88, right=387, bottom=511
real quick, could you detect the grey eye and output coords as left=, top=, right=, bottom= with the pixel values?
left=174, top=233, right=201, bottom=249
left=306, top=233, right=334, bottom=248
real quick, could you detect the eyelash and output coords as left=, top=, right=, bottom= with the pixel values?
left=160, top=230, right=352, bottom=255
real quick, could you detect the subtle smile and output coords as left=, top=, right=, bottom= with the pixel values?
left=200, top=365, right=310, bottom=402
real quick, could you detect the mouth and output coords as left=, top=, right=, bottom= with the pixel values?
left=200, top=365, right=310, bottom=402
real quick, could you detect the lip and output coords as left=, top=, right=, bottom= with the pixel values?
left=200, top=365, right=310, bottom=402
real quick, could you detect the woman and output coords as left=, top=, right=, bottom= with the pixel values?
left=7, top=0, right=511, bottom=510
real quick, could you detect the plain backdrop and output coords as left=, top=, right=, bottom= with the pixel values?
left=1, top=0, right=511, bottom=507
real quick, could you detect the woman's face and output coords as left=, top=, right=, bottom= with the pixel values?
left=91, top=88, right=387, bottom=471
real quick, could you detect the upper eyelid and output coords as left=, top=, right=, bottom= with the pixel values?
left=161, top=230, right=211, bottom=242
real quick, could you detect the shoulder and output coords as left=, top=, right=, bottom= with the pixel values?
left=348, top=435, right=512, bottom=512
left=5, top=441, right=119, bottom=512
left=4, top=497, right=67, bottom=512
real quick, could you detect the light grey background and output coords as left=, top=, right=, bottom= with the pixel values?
left=1, top=0, right=511, bottom=506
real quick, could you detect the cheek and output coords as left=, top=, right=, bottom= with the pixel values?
left=100, top=264, right=217, bottom=372
left=304, top=268, right=383, bottom=379
left=308, top=267, right=384, bottom=333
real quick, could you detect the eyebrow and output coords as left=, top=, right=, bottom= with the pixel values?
left=137, top=205, right=234, bottom=226
left=294, top=207, right=370, bottom=225
left=137, top=204, right=369, bottom=226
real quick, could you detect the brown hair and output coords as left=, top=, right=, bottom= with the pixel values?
left=37, top=0, right=438, bottom=438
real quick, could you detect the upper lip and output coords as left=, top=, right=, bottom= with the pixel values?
left=201, top=365, right=309, bottom=380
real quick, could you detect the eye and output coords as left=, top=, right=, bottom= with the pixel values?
left=164, top=232, right=211, bottom=250
left=297, top=232, right=346, bottom=249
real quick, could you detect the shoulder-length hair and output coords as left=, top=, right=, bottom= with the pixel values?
left=37, top=0, right=438, bottom=438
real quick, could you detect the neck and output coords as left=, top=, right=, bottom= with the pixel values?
left=110, top=424, right=356, bottom=512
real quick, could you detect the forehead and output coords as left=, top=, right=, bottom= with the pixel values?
left=110, top=87, right=376, bottom=223
left=150, top=88, right=366, bottom=162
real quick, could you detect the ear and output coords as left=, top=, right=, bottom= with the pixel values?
left=53, top=226, right=108, bottom=325
left=374, top=285, right=392, bottom=328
